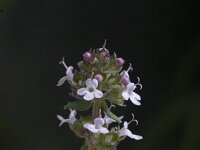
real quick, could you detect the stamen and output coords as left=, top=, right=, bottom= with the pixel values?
left=109, top=104, right=115, bottom=110
left=135, top=77, right=142, bottom=90
left=102, top=39, right=107, bottom=48
left=59, top=57, right=68, bottom=69
left=127, top=63, right=133, bottom=72
left=128, top=113, right=138, bottom=125
left=99, top=109, right=102, bottom=118
left=100, top=39, right=109, bottom=52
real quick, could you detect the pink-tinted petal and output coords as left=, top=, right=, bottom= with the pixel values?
left=77, top=88, right=88, bottom=96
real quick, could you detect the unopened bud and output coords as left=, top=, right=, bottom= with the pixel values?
left=83, top=52, right=92, bottom=62
left=121, top=76, right=130, bottom=85
left=94, top=74, right=103, bottom=82
left=116, top=58, right=125, bottom=66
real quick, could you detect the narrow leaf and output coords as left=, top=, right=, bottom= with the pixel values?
left=64, top=100, right=92, bottom=111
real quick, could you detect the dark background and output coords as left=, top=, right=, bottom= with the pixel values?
left=0, top=0, right=200, bottom=150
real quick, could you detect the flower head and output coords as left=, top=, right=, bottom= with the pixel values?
left=57, top=109, right=77, bottom=126
left=83, top=116, right=109, bottom=134
left=119, top=114, right=142, bottom=140
left=57, top=57, right=74, bottom=86
left=77, top=78, right=103, bottom=101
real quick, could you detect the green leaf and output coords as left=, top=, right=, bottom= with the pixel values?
left=101, top=102, right=121, bottom=123
left=64, top=100, right=92, bottom=111
left=80, top=144, right=88, bottom=150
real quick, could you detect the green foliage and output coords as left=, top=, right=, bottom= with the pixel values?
left=64, top=100, right=92, bottom=111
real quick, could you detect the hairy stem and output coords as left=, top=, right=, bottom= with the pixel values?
left=92, top=101, right=101, bottom=121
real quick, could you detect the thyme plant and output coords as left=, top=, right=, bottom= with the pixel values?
left=56, top=40, right=143, bottom=150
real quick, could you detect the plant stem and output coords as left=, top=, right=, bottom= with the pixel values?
left=92, top=100, right=101, bottom=121
left=87, top=101, right=101, bottom=150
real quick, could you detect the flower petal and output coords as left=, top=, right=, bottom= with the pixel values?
left=66, top=66, right=73, bottom=74
left=69, top=110, right=77, bottom=119
left=94, top=89, right=103, bottom=98
left=66, top=72, right=74, bottom=81
left=124, top=121, right=128, bottom=128
left=132, top=92, right=141, bottom=100
left=127, top=83, right=136, bottom=91
left=77, top=88, right=88, bottom=96
left=99, top=127, right=109, bottom=134
left=130, top=95, right=141, bottom=106
left=122, top=91, right=129, bottom=100
left=83, top=123, right=98, bottom=133
left=92, top=79, right=98, bottom=88
left=130, top=134, right=143, bottom=140
left=119, top=128, right=126, bottom=137
left=84, top=92, right=95, bottom=100
left=57, top=76, right=68, bottom=86
left=125, top=129, right=136, bottom=138
left=94, top=118, right=104, bottom=128
left=67, top=118, right=76, bottom=124
left=86, top=78, right=92, bottom=87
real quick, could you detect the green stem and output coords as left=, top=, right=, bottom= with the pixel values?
left=92, top=100, right=101, bottom=121
left=87, top=100, right=102, bottom=150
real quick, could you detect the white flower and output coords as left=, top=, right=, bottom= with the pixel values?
left=122, top=82, right=141, bottom=106
left=77, top=78, right=103, bottom=101
left=57, top=57, right=74, bottom=86
left=57, top=109, right=77, bottom=126
left=119, top=121, right=143, bottom=140
left=83, top=117, right=109, bottom=134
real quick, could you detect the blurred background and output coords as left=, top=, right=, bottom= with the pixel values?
left=0, top=0, right=199, bottom=150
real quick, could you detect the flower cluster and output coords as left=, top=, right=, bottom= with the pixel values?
left=56, top=41, right=143, bottom=150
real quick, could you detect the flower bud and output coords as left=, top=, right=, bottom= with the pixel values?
left=116, top=58, right=125, bottom=66
left=121, top=76, right=130, bottom=85
left=83, top=52, right=92, bottom=62
left=94, top=74, right=103, bottom=82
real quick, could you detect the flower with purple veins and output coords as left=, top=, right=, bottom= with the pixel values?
left=77, top=78, right=103, bottom=101
left=83, top=112, right=109, bottom=134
